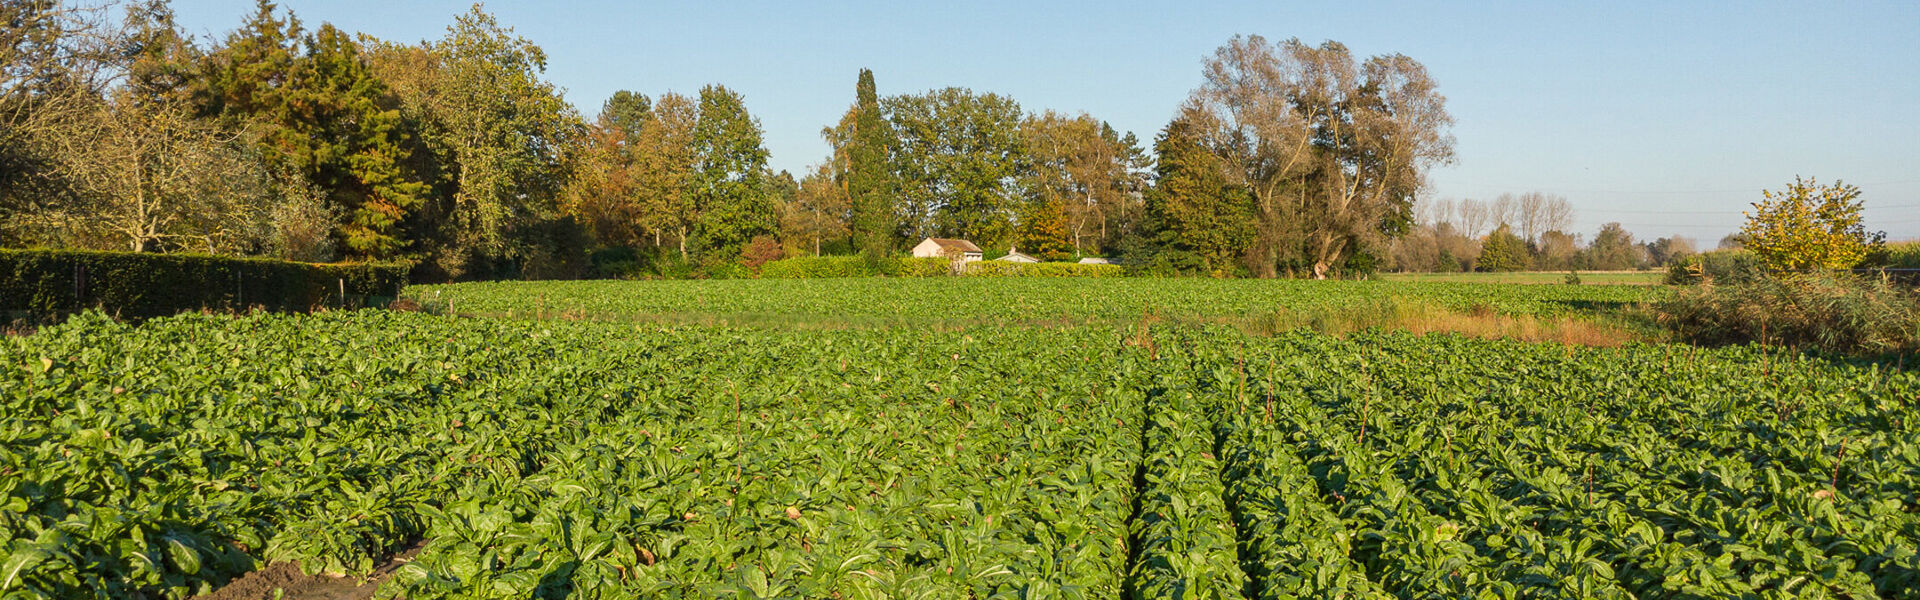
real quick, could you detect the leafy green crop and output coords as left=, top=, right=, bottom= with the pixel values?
left=2, top=289, right=1914, bottom=598
left=405, top=277, right=1662, bottom=327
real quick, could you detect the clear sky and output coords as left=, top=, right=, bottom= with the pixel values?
left=167, top=0, right=1920, bottom=243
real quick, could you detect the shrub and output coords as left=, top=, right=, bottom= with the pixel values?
left=1740, top=177, right=1880, bottom=271
left=1861, top=240, right=1920, bottom=270
left=588, top=247, right=645, bottom=279
left=1664, top=250, right=1766, bottom=285
left=1, top=249, right=408, bottom=321
left=1658, top=272, right=1920, bottom=355
left=740, top=235, right=784, bottom=270
left=1475, top=225, right=1529, bottom=272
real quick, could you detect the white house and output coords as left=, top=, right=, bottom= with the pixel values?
left=996, top=248, right=1040, bottom=263
left=1077, top=257, right=1114, bottom=265
left=911, top=238, right=983, bottom=262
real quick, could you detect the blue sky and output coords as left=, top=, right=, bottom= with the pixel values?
left=167, top=1, right=1920, bottom=242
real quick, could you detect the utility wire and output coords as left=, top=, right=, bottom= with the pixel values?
left=1578, top=203, right=1920, bottom=215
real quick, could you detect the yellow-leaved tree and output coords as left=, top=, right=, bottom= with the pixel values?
left=1740, top=177, right=1881, bottom=271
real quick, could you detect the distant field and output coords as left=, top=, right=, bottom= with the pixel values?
left=1378, top=270, right=1666, bottom=285
left=404, top=277, right=1665, bottom=329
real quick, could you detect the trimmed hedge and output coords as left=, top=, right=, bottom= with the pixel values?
left=961, top=261, right=1124, bottom=277
left=756, top=255, right=1121, bottom=278
left=2, top=249, right=409, bottom=320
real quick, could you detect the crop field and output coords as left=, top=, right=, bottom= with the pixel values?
left=5, top=278, right=1917, bottom=599
left=1378, top=271, right=1666, bottom=286
left=405, top=278, right=1662, bottom=327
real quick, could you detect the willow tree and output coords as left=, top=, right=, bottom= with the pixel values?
left=1189, top=35, right=1454, bottom=278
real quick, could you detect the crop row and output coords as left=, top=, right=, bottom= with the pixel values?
left=4, top=310, right=1916, bottom=598
left=1170, top=328, right=1920, bottom=599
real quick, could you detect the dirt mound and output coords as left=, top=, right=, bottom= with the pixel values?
left=196, top=542, right=427, bottom=600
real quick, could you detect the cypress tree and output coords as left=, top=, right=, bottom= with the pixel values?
left=847, top=69, right=894, bottom=255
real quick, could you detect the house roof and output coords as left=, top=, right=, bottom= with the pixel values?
left=996, top=251, right=1039, bottom=262
left=925, top=238, right=982, bottom=253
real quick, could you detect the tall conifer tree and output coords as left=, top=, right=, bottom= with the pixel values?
left=846, top=69, right=894, bottom=254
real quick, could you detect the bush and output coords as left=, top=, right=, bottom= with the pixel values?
left=740, top=235, right=784, bottom=270
left=1665, top=250, right=1766, bottom=285
left=1862, top=240, right=1920, bottom=270
left=588, top=247, right=645, bottom=279
left=1, top=249, right=408, bottom=321
left=1658, top=272, right=1920, bottom=355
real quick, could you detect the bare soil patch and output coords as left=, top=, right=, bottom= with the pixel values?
left=195, top=542, right=427, bottom=600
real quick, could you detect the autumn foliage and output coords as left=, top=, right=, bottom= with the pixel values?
left=1740, top=177, right=1881, bottom=271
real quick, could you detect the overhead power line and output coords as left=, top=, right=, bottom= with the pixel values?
left=1443, top=180, right=1920, bottom=196
left=1577, top=202, right=1919, bottom=216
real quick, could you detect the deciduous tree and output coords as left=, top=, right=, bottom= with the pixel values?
left=1188, top=35, right=1454, bottom=278
left=1740, top=177, right=1880, bottom=271
left=687, top=84, right=775, bottom=259
left=883, top=87, right=1027, bottom=245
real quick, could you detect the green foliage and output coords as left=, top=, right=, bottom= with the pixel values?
left=7, top=306, right=1917, bottom=598
left=1663, top=249, right=1766, bottom=285
left=0, top=312, right=1147, bottom=598
left=409, top=277, right=1661, bottom=327
left=962, top=262, right=1124, bottom=277
left=1129, top=387, right=1249, bottom=599
left=600, top=90, right=651, bottom=138
left=0, top=249, right=406, bottom=320
left=846, top=69, right=895, bottom=255
left=1135, top=114, right=1255, bottom=276
left=1659, top=271, right=1920, bottom=354
left=1862, top=240, right=1920, bottom=270
left=383, top=5, right=584, bottom=276
left=1741, top=177, right=1880, bottom=271
left=1474, top=225, right=1529, bottom=272
left=200, top=5, right=428, bottom=259
left=688, top=85, right=776, bottom=260
left=1583, top=223, right=1642, bottom=271
left=883, top=88, right=1028, bottom=245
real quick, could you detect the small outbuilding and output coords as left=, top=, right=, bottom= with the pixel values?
left=911, top=238, right=983, bottom=262
left=996, top=249, right=1040, bottom=263
left=1078, top=257, right=1114, bottom=265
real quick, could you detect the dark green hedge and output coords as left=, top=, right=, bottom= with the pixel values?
left=1, top=249, right=409, bottom=320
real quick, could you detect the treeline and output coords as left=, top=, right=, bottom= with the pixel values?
left=4, top=3, right=1689, bottom=280
left=2, top=1, right=593, bottom=279
left=1385, top=194, right=1703, bottom=272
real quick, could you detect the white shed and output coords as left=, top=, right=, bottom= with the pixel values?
left=911, top=238, right=983, bottom=262
left=996, top=249, right=1040, bottom=263
left=1077, top=257, right=1114, bottom=265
